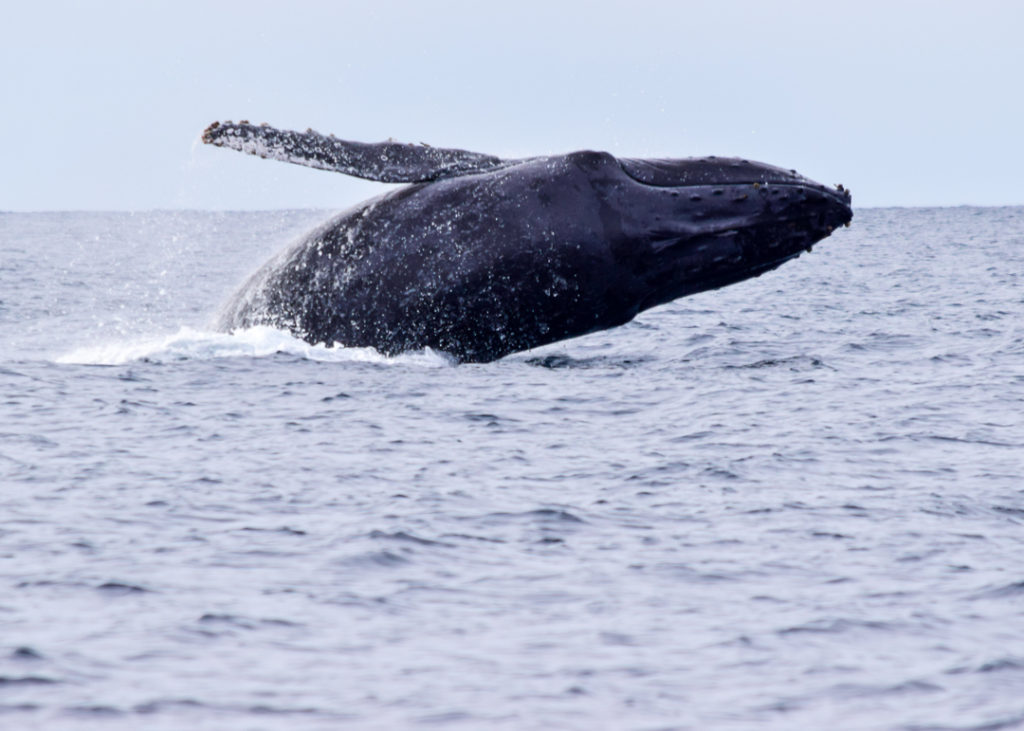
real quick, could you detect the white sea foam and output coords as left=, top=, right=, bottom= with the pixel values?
left=54, top=325, right=455, bottom=367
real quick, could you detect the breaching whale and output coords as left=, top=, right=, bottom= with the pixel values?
left=203, top=121, right=852, bottom=363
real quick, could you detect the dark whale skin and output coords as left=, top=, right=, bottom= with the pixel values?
left=207, top=124, right=852, bottom=362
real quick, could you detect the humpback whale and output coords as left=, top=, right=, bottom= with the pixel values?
left=203, top=122, right=852, bottom=363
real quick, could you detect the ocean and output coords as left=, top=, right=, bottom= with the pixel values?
left=1, top=207, right=1023, bottom=730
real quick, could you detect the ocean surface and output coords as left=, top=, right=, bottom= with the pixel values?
left=1, top=206, right=1023, bottom=730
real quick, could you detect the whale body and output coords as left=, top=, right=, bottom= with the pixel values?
left=204, top=122, right=852, bottom=362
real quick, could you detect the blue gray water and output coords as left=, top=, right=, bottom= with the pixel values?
left=2, top=207, right=1023, bottom=730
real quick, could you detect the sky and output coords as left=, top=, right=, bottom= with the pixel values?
left=3, top=0, right=1022, bottom=210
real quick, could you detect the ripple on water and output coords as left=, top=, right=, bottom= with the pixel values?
left=1, top=208, right=1024, bottom=729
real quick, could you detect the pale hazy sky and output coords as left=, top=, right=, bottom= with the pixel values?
left=4, top=0, right=1022, bottom=210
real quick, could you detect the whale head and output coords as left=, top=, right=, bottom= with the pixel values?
left=585, top=153, right=853, bottom=314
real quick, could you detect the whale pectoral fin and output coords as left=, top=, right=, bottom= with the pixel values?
left=201, top=121, right=507, bottom=183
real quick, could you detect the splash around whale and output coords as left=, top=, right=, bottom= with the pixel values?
left=203, top=121, right=852, bottom=363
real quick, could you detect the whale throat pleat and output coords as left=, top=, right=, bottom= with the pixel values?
left=201, top=121, right=506, bottom=183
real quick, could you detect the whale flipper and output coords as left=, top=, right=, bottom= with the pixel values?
left=202, top=121, right=508, bottom=183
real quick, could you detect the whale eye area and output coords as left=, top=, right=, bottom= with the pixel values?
left=619, top=157, right=805, bottom=188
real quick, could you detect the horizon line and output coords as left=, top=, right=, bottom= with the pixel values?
left=4, top=203, right=1022, bottom=215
